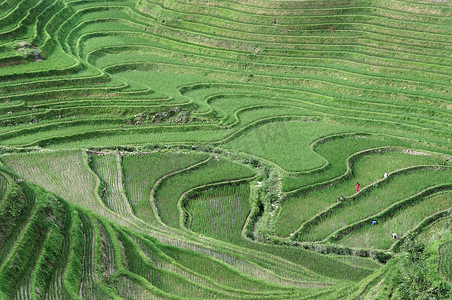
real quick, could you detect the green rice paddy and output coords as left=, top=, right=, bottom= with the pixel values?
left=0, top=0, right=451, bottom=298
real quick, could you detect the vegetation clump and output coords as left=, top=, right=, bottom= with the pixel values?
left=382, top=238, right=451, bottom=299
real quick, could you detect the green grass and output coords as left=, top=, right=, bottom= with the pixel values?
left=416, top=218, right=451, bottom=245
left=122, top=151, right=208, bottom=226
left=338, top=191, right=452, bottom=249
left=298, top=167, right=452, bottom=242
left=44, top=206, right=72, bottom=300
left=328, top=254, right=382, bottom=270
left=44, top=125, right=233, bottom=149
left=115, top=227, right=231, bottom=299
left=276, top=148, right=448, bottom=237
left=90, top=153, right=134, bottom=218
left=0, top=184, right=64, bottom=298
left=0, top=181, right=33, bottom=273
left=186, top=182, right=251, bottom=244
left=154, top=158, right=255, bottom=228
left=0, top=150, right=148, bottom=232
left=438, top=239, right=452, bottom=284
left=160, top=244, right=293, bottom=293
left=243, top=242, right=375, bottom=283
left=223, top=120, right=350, bottom=172
left=282, top=134, right=416, bottom=191
left=0, top=174, right=8, bottom=202
left=0, top=175, right=321, bottom=299
left=0, top=150, right=100, bottom=213
left=113, top=275, right=161, bottom=299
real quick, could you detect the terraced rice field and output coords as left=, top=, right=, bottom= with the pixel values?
left=185, top=183, right=251, bottom=244
left=439, top=239, right=452, bottom=284
left=0, top=0, right=451, bottom=298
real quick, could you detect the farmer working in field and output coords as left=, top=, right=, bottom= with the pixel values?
left=336, top=195, right=345, bottom=202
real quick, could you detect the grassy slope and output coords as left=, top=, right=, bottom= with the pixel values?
left=0, top=0, right=451, bottom=298
left=298, top=167, right=452, bottom=242
left=90, top=153, right=134, bottom=218
left=0, top=171, right=332, bottom=298
left=121, top=152, right=209, bottom=226
left=276, top=148, right=448, bottom=237
left=339, top=191, right=452, bottom=249
left=186, top=183, right=251, bottom=245
left=438, top=239, right=452, bottom=284
left=153, top=158, right=255, bottom=228
left=222, top=120, right=350, bottom=172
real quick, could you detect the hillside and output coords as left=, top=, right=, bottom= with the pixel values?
left=0, top=0, right=451, bottom=298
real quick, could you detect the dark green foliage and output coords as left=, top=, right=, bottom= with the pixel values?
left=115, top=227, right=230, bottom=299
left=0, top=183, right=29, bottom=251
left=0, top=184, right=63, bottom=296
left=384, top=239, right=451, bottom=299
left=32, top=228, right=65, bottom=299
left=64, top=211, right=84, bottom=298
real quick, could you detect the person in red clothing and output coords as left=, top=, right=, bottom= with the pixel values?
left=355, top=182, right=360, bottom=191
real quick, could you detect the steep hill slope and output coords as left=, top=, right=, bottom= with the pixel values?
left=0, top=0, right=451, bottom=298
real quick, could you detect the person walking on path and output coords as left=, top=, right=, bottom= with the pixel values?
left=355, top=182, right=360, bottom=191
